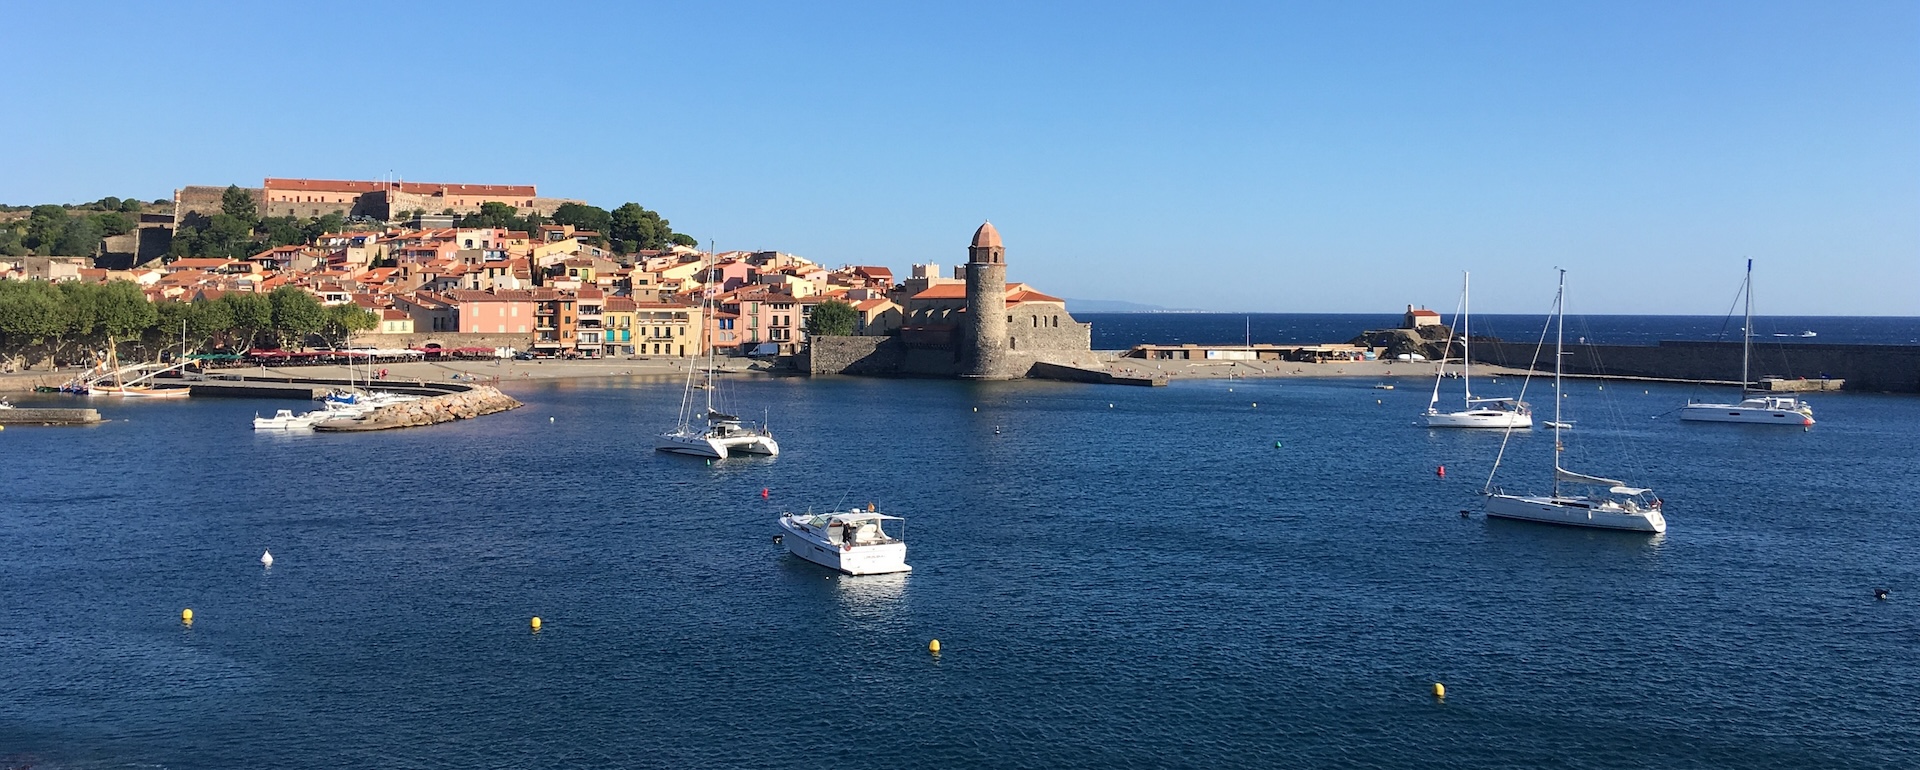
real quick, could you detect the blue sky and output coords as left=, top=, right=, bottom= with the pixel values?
left=6, top=1, right=1915, bottom=314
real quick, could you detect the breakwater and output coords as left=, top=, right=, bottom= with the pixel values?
left=0, top=407, right=104, bottom=426
left=1471, top=339, right=1920, bottom=393
left=313, top=386, right=521, bottom=431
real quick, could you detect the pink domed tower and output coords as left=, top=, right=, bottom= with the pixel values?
left=962, top=221, right=1012, bottom=379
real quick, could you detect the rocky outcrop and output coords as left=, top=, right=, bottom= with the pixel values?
left=1349, top=326, right=1454, bottom=360
left=313, top=386, right=521, bottom=431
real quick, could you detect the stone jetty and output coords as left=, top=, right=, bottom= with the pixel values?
left=0, top=407, right=106, bottom=426
left=313, top=386, right=522, bottom=432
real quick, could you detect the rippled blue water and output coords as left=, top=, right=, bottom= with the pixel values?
left=4, top=375, right=1918, bottom=768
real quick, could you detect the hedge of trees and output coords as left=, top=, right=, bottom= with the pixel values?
left=170, top=185, right=352, bottom=259
left=455, top=201, right=697, bottom=255
left=0, top=197, right=153, bottom=257
left=0, top=281, right=376, bottom=369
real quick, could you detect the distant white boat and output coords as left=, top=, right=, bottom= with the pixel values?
left=1424, top=272, right=1533, bottom=429
left=253, top=409, right=320, bottom=431
left=777, top=509, right=911, bottom=575
left=1484, top=270, right=1665, bottom=534
left=1680, top=261, right=1815, bottom=427
left=1801, top=331, right=1817, bottom=338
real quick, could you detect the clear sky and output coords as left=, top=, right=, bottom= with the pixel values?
left=6, top=1, right=1916, bottom=314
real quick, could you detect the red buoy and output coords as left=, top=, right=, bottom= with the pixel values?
left=1436, top=465, right=1446, bottom=477
left=761, top=488, right=770, bottom=498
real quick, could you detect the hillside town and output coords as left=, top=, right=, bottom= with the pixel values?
left=0, top=177, right=1065, bottom=361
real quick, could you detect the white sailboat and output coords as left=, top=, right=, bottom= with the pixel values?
left=1424, top=271, right=1532, bottom=429
left=1679, top=260, right=1814, bottom=426
left=1484, top=269, right=1665, bottom=533
left=656, top=250, right=779, bottom=459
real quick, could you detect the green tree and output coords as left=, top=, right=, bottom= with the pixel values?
left=259, top=216, right=305, bottom=248
left=189, top=296, right=236, bottom=348
left=805, top=299, right=857, bottom=338
left=25, top=204, right=68, bottom=253
left=269, top=286, right=326, bottom=349
left=201, top=213, right=257, bottom=258
left=93, top=211, right=135, bottom=236
left=552, top=202, right=612, bottom=243
left=322, top=303, right=379, bottom=347
left=0, top=281, right=75, bottom=365
left=94, top=280, right=158, bottom=342
left=52, top=216, right=101, bottom=256
left=303, top=212, right=345, bottom=241
left=119, top=198, right=144, bottom=213
left=219, top=291, right=273, bottom=349
left=669, top=233, right=697, bottom=247
left=220, top=185, right=257, bottom=223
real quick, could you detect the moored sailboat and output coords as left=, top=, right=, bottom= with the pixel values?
left=1679, top=260, right=1814, bottom=426
left=1484, top=269, right=1665, bottom=533
left=656, top=250, right=778, bottom=459
left=1424, top=271, right=1531, bottom=429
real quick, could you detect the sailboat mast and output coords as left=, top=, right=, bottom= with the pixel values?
left=1741, top=258, right=1752, bottom=393
left=704, top=245, right=719, bottom=419
left=1462, top=271, right=1473, bottom=405
left=1552, top=268, right=1566, bottom=498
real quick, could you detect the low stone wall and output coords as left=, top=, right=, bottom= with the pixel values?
left=0, top=408, right=104, bottom=426
left=1473, top=340, right=1920, bottom=393
left=314, top=386, right=521, bottom=431
left=806, top=336, right=904, bottom=375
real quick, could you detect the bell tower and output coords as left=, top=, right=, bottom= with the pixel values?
left=962, top=221, right=1011, bottom=379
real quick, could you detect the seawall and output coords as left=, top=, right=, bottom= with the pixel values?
left=0, top=408, right=105, bottom=426
left=1472, top=340, right=1920, bottom=393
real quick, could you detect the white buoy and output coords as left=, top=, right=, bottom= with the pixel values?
left=261, top=550, right=274, bottom=568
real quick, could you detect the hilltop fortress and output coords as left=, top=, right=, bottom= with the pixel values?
left=807, top=222, right=1111, bottom=381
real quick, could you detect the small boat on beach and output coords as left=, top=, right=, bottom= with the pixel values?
left=777, top=509, right=911, bottom=575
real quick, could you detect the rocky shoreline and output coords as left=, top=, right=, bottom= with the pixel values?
left=314, top=386, right=522, bottom=431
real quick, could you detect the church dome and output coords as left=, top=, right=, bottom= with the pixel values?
left=970, top=221, right=1002, bottom=249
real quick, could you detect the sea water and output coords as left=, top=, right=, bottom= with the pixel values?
left=2, top=373, right=1917, bottom=768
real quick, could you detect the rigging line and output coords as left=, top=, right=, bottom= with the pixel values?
left=1484, top=280, right=1556, bottom=496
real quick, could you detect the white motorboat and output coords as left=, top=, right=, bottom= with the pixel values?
left=777, top=509, right=911, bottom=575
left=657, top=249, right=779, bottom=459
left=1424, top=272, right=1532, bottom=429
left=1680, top=260, right=1814, bottom=427
left=1484, top=269, right=1665, bottom=534
left=253, top=408, right=321, bottom=431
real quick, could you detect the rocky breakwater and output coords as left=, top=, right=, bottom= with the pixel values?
left=313, top=386, right=522, bottom=432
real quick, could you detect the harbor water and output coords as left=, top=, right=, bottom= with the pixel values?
left=3, top=373, right=1918, bottom=768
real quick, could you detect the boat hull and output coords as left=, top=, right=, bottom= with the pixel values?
left=1678, top=404, right=1813, bottom=426
left=777, top=518, right=910, bottom=575
left=1485, top=493, right=1666, bottom=533
left=656, top=433, right=727, bottom=458
left=1424, top=410, right=1533, bottom=429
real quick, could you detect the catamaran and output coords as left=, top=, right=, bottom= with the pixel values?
left=1679, top=260, right=1814, bottom=426
left=656, top=251, right=778, bottom=459
left=1484, top=269, right=1665, bottom=533
left=1424, top=271, right=1531, bottom=429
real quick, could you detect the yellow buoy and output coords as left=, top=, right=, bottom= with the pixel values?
left=928, top=639, right=941, bottom=654
left=972, top=407, right=978, bottom=412
left=1432, top=682, right=1445, bottom=698
left=531, top=616, right=542, bottom=631
left=181, top=608, right=193, bottom=624
left=1252, top=402, right=1257, bottom=408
